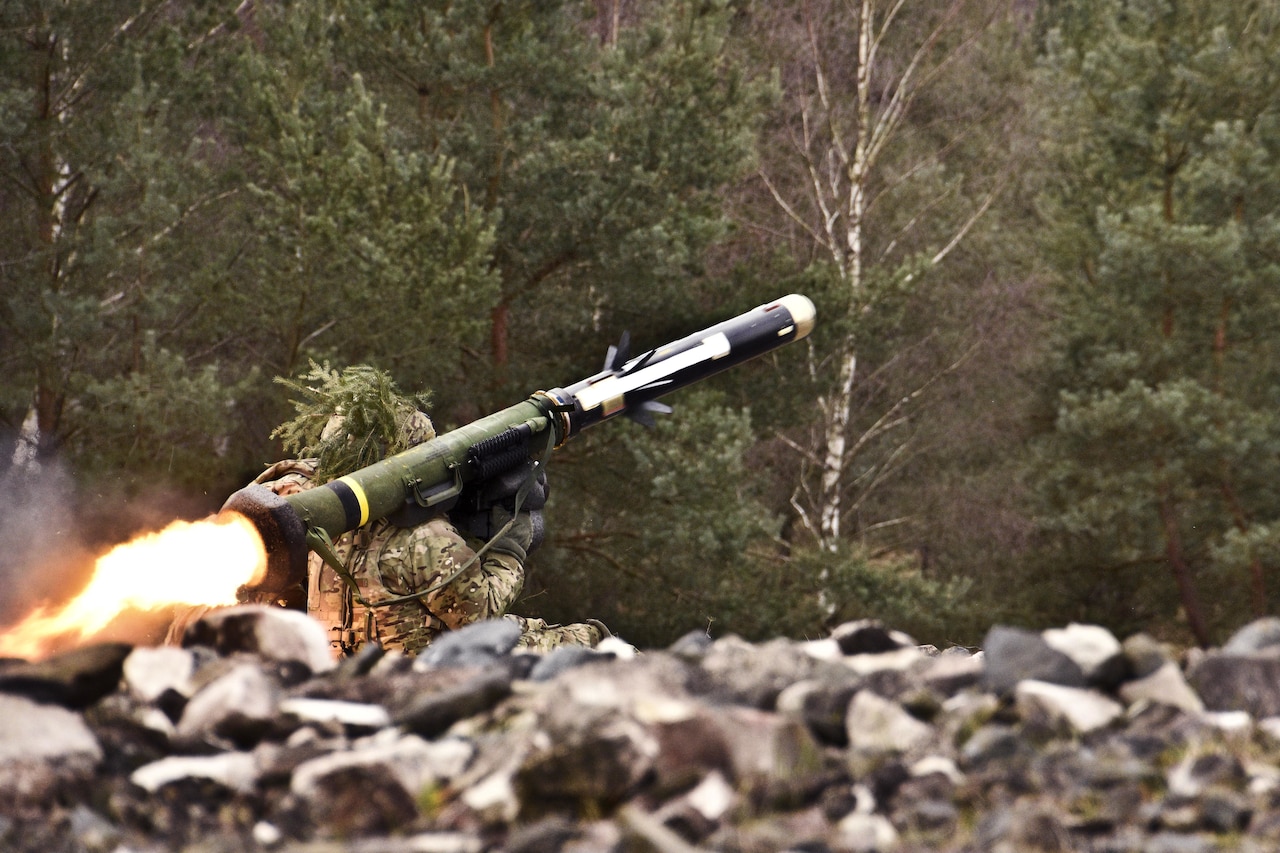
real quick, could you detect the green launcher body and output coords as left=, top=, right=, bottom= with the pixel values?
left=223, top=294, right=816, bottom=595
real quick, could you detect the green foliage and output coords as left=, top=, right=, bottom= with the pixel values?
left=272, top=362, right=433, bottom=483
left=522, top=392, right=778, bottom=645
left=227, top=4, right=501, bottom=386
left=1028, top=0, right=1280, bottom=643
left=788, top=548, right=975, bottom=647
left=71, top=339, right=258, bottom=493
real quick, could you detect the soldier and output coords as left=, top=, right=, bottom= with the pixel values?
left=247, top=364, right=608, bottom=657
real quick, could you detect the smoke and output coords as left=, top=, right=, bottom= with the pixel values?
left=0, top=461, right=97, bottom=629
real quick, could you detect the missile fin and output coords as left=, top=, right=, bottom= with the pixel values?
left=627, top=400, right=673, bottom=428
left=604, top=331, right=632, bottom=372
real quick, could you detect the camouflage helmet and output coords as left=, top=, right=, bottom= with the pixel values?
left=320, top=409, right=435, bottom=447
left=273, top=362, right=435, bottom=483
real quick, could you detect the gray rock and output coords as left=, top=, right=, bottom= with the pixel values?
left=182, top=604, right=335, bottom=676
left=846, top=690, right=933, bottom=755
left=291, top=729, right=472, bottom=800
left=1223, top=617, right=1280, bottom=655
left=0, top=693, right=103, bottom=809
left=701, top=635, right=823, bottom=708
left=278, top=697, right=391, bottom=732
left=920, top=648, right=985, bottom=696
left=517, top=706, right=657, bottom=807
left=982, top=625, right=1085, bottom=694
left=776, top=677, right=860, bottom=746
left=528, top=645, right=610, bottom=681
left=835, top=812, right=899, bottom=851
left=0, top=694, right=102, bottom=764
left=713, top=704, right=825, bottom=787
left=176, top=661, right=281, bottom=748
left=1119, top=660, right=1204, bottom=713
left=1042, top=622, right=1128, bottom=688
left=130, top=750, right=259, bottom=793
left=1014, top=680, right=1124, bottom=734
left=413, top=618, right=523, bottom=670
left=122, top=645, right=196, bottom=703
left=0, top=643, right=132, bottom=709
left=831, top=619, right=916, bottom=655
left=1189, top=652, right=1280, bottom=717
left=1122, top=632, right=1172, bottom=678
left=392, top=668, right=513, bottom=737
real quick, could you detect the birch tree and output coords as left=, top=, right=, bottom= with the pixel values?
left=747, top=0, right=1012, bottom=552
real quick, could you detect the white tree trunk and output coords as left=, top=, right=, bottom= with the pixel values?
left=12, top=407, right=42, bottom=472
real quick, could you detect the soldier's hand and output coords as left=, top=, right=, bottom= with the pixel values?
left=476, top=462, right=549, bottom=511
left=485, top=505, right=538, bottom=562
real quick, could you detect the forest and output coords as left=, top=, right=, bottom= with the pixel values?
left=2, top=0, right=1278, bottom=649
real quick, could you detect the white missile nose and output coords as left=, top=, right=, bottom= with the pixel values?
left=777, top=294, right=816, bottom=340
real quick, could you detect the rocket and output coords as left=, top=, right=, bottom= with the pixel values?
left=223, top=294, right=816, bottom=594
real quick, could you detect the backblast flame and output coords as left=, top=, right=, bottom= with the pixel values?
left=0, top=512, right=267, bottom=660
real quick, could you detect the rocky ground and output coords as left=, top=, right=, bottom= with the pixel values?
left=5, top=607, right=1280, bottom=852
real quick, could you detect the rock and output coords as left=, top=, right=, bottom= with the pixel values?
left=981, top=625, right=1085, bottom=694
left=290, top=729, right=472, bottom=833
left=528, top=645, right=611, bottom=681
left=0, top=643, right=132, bottom=709
left=1042, top=622, right=1128, bottom=688
left=1189, top=652, right=1280, bottom=717
left=920, top=649, right=985, bottom=696
left=713, top=704, right=825, bottom=789
left=777, top=677, right=861, bottom=746
left=182, top=605, right=334, bottom=675
left=1119, top=661, right=1204, bottom=713
left=130, top=751, right=259, bottom=794
left=0, top=694, right=102, bottom=805
left=1014, top=680, right=1124, bottom=734
left=14, top=615, right=1280, bottom=853
left=846, top=690, right=933, bottom=755
left=175, top=662, right=281, bottom=748
left=392, top=668, right=513, bottom=737
left=831, top=619, right=917, bottom=655
left=413, top=618, right=523, bottom=670
left=278, top=697, right=391, bottom=732
left=1123, top=632, right=1172, bottom=678
left=0, top=694, right=103, bottom=764
left=1223, top=617, right=1280, bottom=655
left=836, top=812, right=900, bottom=851
left=122, top=646, right=196, bottom=722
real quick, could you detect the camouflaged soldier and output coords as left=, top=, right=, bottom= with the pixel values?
left=251, top=365, right=607, bottom=656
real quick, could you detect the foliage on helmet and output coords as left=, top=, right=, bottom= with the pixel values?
left=272, top=361, right=434, bottom=483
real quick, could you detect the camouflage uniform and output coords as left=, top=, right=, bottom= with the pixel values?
left=252, top=458, right=605, bottom=656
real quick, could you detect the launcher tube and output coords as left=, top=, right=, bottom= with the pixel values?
left=223, top=294, right=815, bottom=593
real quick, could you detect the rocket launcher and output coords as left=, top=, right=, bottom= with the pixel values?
left=223, top=294, right=816, bottom=594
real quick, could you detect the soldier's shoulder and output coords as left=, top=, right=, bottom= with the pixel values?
left=253, top=458, right=320, bottom=491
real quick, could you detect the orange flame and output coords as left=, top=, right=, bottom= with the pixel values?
left=0, top=512, right=267, bottom=660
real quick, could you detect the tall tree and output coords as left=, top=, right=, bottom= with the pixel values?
left=327, top=0, right=765, bottom=407
left=0, top=1, right=257, bottom=489
left=735, top=0, right=1018, bottom=553
left=1031, top=0, right=1280, bottom=644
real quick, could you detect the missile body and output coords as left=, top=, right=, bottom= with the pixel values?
left=224, top=294, right=815, bottom=593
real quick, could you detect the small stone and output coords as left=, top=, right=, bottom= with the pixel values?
left=846, top=691, right=932, bottom=755
left=414, top=619, right=523, bottom=670
left=1014, top=680, right=1123, bottom=734
left=0, top=643, right=132, bottom=709
left=130, top=751, right=259, bottom=793
left=1223, top=617, right=1280, bottom=655
left=982, top=625, right=1084, bottom=694
left=182, top=605, right=335, bottom=675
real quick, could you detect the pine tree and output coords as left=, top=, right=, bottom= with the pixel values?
left=1031, top=0, right=1280, bottom=644
left=0, top=1, right=251, bottom=488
